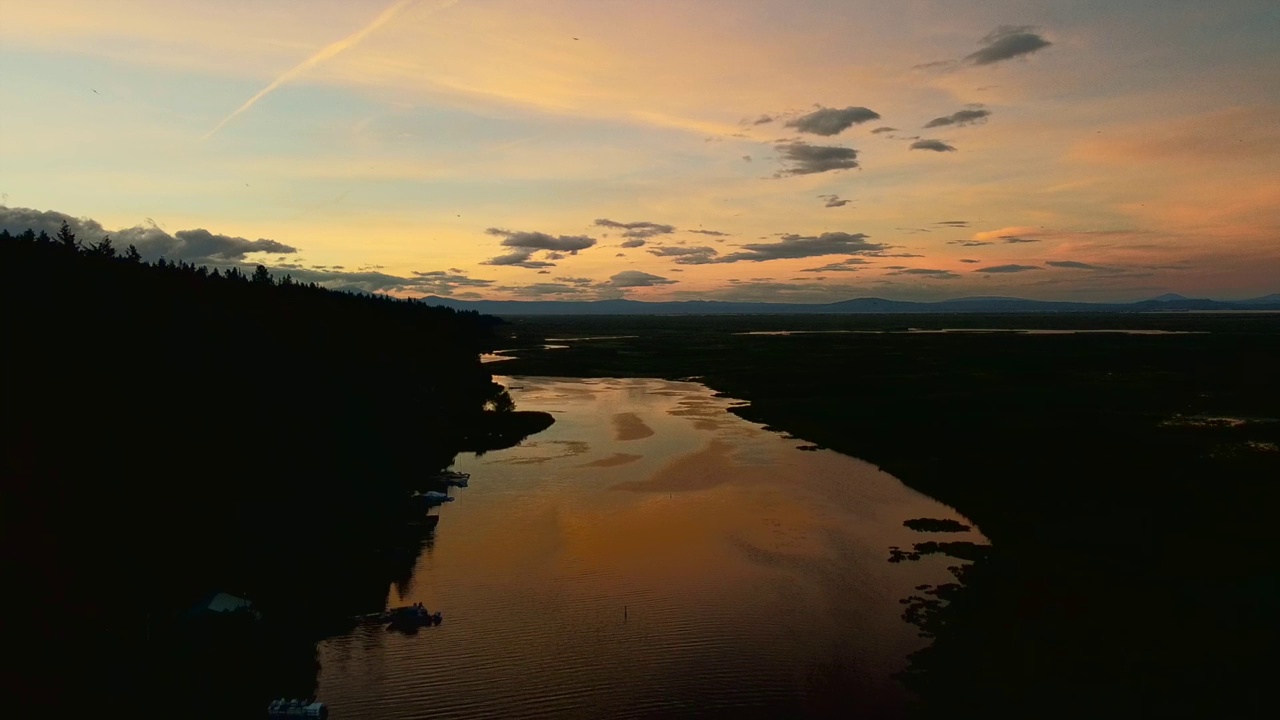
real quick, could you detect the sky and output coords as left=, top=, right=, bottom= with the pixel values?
left=1, top=0, right=1278, bottom=302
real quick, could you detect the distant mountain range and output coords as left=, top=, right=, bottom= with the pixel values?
left=416, top=293, right=1280, bottom=316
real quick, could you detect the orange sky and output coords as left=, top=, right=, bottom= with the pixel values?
left=1, top=0, right=1277, bottom=301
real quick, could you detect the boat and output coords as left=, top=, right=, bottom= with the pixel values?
left=411, top=490, right=453, bottom=506
left=267, top=698, right=328, bottom=719
left=430, top=471, right=470, bottom=487
left=382, top=604, right=443, bottom=630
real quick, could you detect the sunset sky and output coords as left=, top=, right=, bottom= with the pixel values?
left=2, top=0, right=1278, bottom=302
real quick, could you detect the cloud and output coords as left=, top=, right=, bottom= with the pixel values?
left=776, top=142, right=860, bottom=175
left=689, top=229, right=729, bottom=237
left=1046, top=260, right=1107, bottom=270
left=924, top=108, right=991, bottom=128
left=620, top=238, right=647, bottom=248
left=486, top=227, right=596, bottom=253
left=604, top=270, right=677, bottom=288
left=910, top=139, right=957, bottom=152
left=648, top=245, right=720, bottom=265
left=887, top=268, right=960, bottom=279
left=947, top=239, right=993, bottom=247
left=594, top=218, right=677, bottom=240
left=959, top=258, right=981, bottom=264
left=870, top=126, right=898, bottom=134
left=935, top=220, right=970, bottom=227
left=916, top=26, right=1052, bottom=73
left=786, top=106, right=881, bottom=136
left=973, top=264, right=1042, bottom=273
left=482, top=226, right=597, bottom=267
left=717, top=232, right=889, bottom=262
left=966, top=26, right=1052, bottom=66
left=752, top=114, right=774, bottom=125
left=481, top=249, right=557, bottom=268
left=207, top=264, right=493, bottom=297
left=0, top=205, right=296, bottom=261
left=800, top=258, right=872, bottom=273
left=203, top=0, right=424, bottom=139
left=742, top=155, right=752, bottom=162
left=1001, top=236, right=1040, bottom=244
left=818, top=194, right=851, bottom=208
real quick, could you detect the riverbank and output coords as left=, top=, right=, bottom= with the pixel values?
left=490, top=313, right=1280, bottom=718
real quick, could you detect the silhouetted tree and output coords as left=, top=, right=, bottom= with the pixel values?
left=125, top=245, right=142, bottom=263
left=89, top=236, right=116, bottom=258
left=56, top=220, right=78, bottom=251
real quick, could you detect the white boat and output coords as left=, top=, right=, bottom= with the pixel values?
left=412, top=490, right=454, bottom=506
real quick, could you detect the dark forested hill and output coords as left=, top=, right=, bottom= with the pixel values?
left=0, top=224, right=533, bottom=713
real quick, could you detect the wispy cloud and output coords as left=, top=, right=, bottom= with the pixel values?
left=973, top=264, right=1042, bottom=273
left=911, top=139, right=957, bottom=152
left=203, top=0, right=449, bottom=139
left=924, top=108, right=991, bottom=128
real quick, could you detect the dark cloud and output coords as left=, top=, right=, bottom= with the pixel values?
left=800, top=258, right=872, bottom=273
left=1046, top=260, right=1107, bottom=270
left=887, top=268, right=960, bottom=279
left=753, top=114, right=774, bottom=125
left=911, top=139, right=957, bottom=152
left=717, top=232, right=889, bottom=262
left=973, top=264, right=1042, bottom=273
left=210, top=265, right=494, bottom=296
left=776, top=142, right=860, bottom=175
left=818, top=194, right=851, bottom=208
left=647, top=246, right=720, bottom=265
left=620, top=238, right=647, bottom=248
left=870, top=126, right=898, bottom=135
left=947, top=239, right=993, bottom=247
left=480, top=249, right=557, bottom=268
left=689, top=229, right=729, bottom=237
left=935, top=220, right=970, bottom=227
left=605, top=270, right=677, bottom=288
left=554, top=276, right=595, bottom=286
left=486, top=227, right=596, bottom=253
left=1001, top=236, right=1040, bottom=244
left=966, top=26, right=1052, bottom=66
left=959, top=258, right=981, bottom=264
left=483, top=227, right=597, bottom=268
left=0, top=205, right=297, bottom=262
left=594, top=218, right=677, bottom=240
left=924, top=108, right=991, bottom=128
left=786, top=106, right=881, bottom=136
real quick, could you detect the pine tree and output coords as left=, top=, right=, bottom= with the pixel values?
left=56, top=220, right=79, bottom=251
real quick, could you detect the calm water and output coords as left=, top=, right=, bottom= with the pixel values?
left=316, top=377, right=981, bottom=718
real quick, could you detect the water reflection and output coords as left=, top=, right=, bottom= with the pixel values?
left=316, top=377, right=982, bottom=718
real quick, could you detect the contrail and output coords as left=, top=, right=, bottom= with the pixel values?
left=203, top=0, right=426, bottom=140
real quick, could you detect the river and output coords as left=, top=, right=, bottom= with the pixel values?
left=315, top=376, right=982, bottom=718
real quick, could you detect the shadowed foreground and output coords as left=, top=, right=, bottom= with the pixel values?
left=0, top=227, right=550, bottom=715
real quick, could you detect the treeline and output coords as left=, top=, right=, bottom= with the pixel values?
left=1, top=223, right=513, bottom=711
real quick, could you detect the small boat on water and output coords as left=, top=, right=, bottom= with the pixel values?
left=430, top=470, right=470, bottom=487
left=411, top=490, right=454, bottom=506
left=382, top=603, right=443, bottom=630
left=267, top=698, right=327, bottom=719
